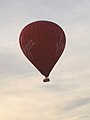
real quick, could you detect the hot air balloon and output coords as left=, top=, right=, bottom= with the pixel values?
left=19, top=20, right=66, bottom=82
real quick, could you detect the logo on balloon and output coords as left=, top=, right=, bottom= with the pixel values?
left=24, top=39, right=36, bottom=60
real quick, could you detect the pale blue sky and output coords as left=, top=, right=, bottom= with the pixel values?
left=0, top=0, right=90, bottom=120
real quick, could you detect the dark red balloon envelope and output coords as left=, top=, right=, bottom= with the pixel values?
left=19, top=21, right=66, bottom=80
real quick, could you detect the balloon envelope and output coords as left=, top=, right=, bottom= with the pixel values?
left=19, top=21, right=66, bottom=77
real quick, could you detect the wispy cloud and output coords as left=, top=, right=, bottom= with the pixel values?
left=63, top=98, right=90, bottom=111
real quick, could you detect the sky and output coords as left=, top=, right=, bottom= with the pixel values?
left=0, top=0, right=90, bottom=120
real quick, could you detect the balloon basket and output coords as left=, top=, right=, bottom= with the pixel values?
left=43, top=77, right=50, bottom=82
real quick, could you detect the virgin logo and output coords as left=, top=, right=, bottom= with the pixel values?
left=24, top=39, right=36, bottom=60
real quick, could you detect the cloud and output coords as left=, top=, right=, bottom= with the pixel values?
left=0, top=0, right=90, bottom=120
left=63, top=98, right=90, bottom=111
